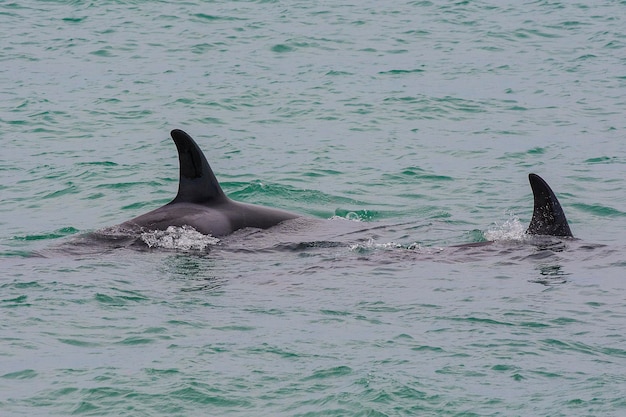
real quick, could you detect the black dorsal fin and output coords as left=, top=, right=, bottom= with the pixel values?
left=526, top=173, right=573, bottom=237
left=170, top=129, right=226, bottom=204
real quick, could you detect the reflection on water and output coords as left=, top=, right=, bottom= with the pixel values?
left=161, top=253, right=225, bottom=293
left=531, top=263, right=569, bottom=286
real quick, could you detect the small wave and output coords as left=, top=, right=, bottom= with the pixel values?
left=12, top=227, right=80, bottom=241
left=330, top=213, right=362, bottom=222
left=333, top=209, right=377, bottom=221
left=140, top=226, right=220, bottom=251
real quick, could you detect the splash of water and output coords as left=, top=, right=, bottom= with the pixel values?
left=140, top=226, right=220, bottom=251
left=484, top=216, right=527, bottom=242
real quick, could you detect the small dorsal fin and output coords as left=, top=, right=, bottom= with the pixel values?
left=170, top=129, right=226, bottom=204
left=526, top=173, right=573, bottom=237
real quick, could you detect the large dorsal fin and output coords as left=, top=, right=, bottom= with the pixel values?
left=170, top=129, right=226, bottom=204
left=526, top=173, right=573, bottom=237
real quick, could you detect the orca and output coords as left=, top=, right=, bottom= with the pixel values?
left=112, top=129, right=573, bottom=241
left=117, top=129, right=300, bottom=237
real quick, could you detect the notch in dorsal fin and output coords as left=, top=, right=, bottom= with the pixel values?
left=526, top=173, right=573, bottom=237
left=170, top=129, right=226, bottom=204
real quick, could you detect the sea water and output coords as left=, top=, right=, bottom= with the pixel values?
left=1, top=1, right=626, bottom=416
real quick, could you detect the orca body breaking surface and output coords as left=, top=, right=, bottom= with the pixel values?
left=118, top=129, right=300, bottom=237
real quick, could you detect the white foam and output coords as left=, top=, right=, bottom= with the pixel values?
left=140, top=226, right=220, bottom=251
left=344, top=212, right=363, bottom=222
left=349, top=238, right=406, bottom=252
left=484, top=216, right=527, bottom=242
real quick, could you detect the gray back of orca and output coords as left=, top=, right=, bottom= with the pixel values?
left=526, top=173, right=573, bottom=237
left=120, top=129, right=299, bottom=236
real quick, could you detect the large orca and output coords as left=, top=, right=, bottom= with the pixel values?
left=117, top=129, right=300, bottom=237
left=114, top=129, right=573, bottom=240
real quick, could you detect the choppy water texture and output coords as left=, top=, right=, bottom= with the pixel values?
left=2, top=1, right=626, bottom=416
